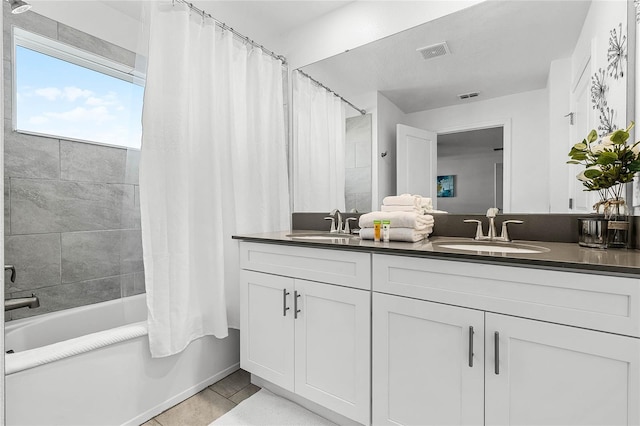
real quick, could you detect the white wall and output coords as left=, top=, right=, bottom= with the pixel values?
left=376, top=92, right=408, bottom=208
left=403, top=89, right=550, bottom=213
left=437, top=150, right=502, bottom=213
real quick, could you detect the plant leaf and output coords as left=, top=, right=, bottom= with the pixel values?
left=597, top=151, right=618, bottom=165
left=587, top=129, right=598, bottom=143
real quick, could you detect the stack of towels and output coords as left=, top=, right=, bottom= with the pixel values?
left=358, top=194, right=437, bottom=242
left=358, top=211, right=435, bottom=243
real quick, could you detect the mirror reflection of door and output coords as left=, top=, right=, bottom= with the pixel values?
left=569, top=56, right=597, bottom=213
left=396, top=124, right=437, bottom=207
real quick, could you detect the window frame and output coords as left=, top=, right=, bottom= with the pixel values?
left=12, top=27, right=144, bottom=149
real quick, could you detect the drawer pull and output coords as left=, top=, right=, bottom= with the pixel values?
left=468, top=326, right=474, bottom=367
left=294, top=291, right=301, bottom=319
left=283, top=289, right=290, bottom=316
left=494, top=331, right=500, bottom=375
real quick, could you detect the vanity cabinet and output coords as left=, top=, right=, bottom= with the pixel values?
left=373, top=254, right=640, bottom=426
left=239, top=242, right=371, bottom=425
left=373, top=293, right=485, bottom=425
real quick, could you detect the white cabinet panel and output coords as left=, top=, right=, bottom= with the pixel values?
left=240, top=241, right=371, bottom=290
left=373, top=293, right=484, bottom=426
left=295, top=280, right=371, bottom=425
left=373, top=254, right=640, bottom=337
left=240, top=270, right=295, bottom=391
left=485, top=313, right=640, bottom=426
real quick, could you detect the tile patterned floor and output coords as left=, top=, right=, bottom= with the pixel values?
left=142, top=369, right=261, bottom=426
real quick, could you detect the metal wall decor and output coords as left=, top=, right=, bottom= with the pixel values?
left=607, top=23, right=626, bottom=79
left=598, top=106, right=617, bottom=137
left=590, top=68, right=607, bottom=110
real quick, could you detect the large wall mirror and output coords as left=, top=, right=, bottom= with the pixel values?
left=296, top=0, right=632, bottom=215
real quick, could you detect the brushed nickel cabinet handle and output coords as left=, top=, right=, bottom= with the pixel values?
left=494, top=331, right=500, bottom=375
left=294, top=291, right=301, bottom=319
left=468, top=326, right=474, bottom=367
left=282, top=289, right=290, bottom=316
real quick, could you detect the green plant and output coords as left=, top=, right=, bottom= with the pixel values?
left=568, top=122, right=640, bottom=202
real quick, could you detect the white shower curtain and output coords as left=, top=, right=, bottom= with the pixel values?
left=292, top=71, right=346, bottom=212
left=139, top=2, right=290, bottom=358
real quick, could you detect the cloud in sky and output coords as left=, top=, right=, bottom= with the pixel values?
left=34, top=87, right=61, bottom=101
left=42, top=106, right=115, bottom=123
left=33, top=86, right=94, bottom=102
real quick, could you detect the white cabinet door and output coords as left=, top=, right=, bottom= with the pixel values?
left=373, top=293, right=485, bottom=426
left=294, top=279, right=371, bottom=425
left=240, top=270, right=295, bottom=391
left=486, top=313, right=640, bottom=426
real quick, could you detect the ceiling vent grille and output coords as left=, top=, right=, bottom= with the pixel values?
left=458, top=92, right=480, bottom=100
left=417, top=42, right=450, bottom=60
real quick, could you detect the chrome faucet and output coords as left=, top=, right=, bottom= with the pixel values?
left=464, top=208, right=523, bottom=242
left=324, top=209, right=358, bottom=234
left=324, top=209, right=343, bottom=233
left=5, top=294, right=40, bottom=312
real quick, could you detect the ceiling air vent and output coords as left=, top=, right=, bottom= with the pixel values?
left=458, top=92, right=480, bottom=100
left=417, top=42, right=450, bottom=60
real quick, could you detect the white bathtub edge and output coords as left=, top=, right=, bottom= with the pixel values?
left=123, top=361, right=240, bottom=426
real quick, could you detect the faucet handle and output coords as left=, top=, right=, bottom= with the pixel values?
left=500, top=220, right=523, bottom=242
left=344, top=217, right=357, bottom=234
left=4, top=265, right=16, bottom=283
left=486, top=207, right=499, bottom=218
left=464, top=219, right=485, bottom=240
left=324, top=216, right=337, bottom=233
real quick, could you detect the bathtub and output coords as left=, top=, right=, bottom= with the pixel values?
left=5, top=294, right=240, bottom=426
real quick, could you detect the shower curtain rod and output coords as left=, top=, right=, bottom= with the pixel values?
left=174, top=0, right=287, bottom=65
left=296, top=70, right=366, bottom=115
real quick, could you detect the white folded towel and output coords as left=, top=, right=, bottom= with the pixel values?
left=359, top=211, right=434, bottom=231
left=383, top=194, right=419, bottom=206
left=359, top=227, right=430, bottom=243
left=383, top=194, right=433, bottom=210
left=381, top=205, right=426, bottom=213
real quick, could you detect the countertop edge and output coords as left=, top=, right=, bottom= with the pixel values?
left=232, top=234, right=640, bottom=278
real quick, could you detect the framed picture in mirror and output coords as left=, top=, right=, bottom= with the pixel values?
left=437, top=175, right=455, bottom=198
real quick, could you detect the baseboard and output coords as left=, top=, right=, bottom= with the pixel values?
left=124, top=362, right=240, bottom=426
left=251, top=376, right=364, bottom=426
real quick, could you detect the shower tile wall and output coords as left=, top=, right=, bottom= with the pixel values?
left=3, top=5, right=143, bottom=320
left=345, top=114, right=372, bottom=212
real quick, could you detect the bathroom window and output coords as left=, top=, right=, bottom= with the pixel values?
left=13, top=28, right=144, bottom=149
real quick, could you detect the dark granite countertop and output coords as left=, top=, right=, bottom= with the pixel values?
left=233, top=231, right=640, bottom=278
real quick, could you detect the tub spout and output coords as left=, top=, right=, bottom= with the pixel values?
left=5, top=294, right=40, bottom=311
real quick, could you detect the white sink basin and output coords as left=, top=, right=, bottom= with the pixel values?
left=286, top=232, right=355, bottom=240
left=436, top=242, right=548, bottom=254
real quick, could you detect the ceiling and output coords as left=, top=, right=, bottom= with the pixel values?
left=100, top=1, right=353, bottom=47
left=300, top=1, right=592, bottom=113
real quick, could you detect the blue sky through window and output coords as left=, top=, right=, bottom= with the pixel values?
left=16, top=46, right=143, bottom=149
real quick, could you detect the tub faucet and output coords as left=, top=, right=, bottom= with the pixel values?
left=5, top=294, right=40, bottom=312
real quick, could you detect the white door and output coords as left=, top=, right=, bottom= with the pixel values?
left=485, top=313, right=640, bottom=426
left=569, top=57, right=597, bottom=212
left=240, top=270, right=295, bottom=391
left=293, top=279, right=371, bottom=425
left=397, top=124, right=437, bottom=204
left=373, top=293, right=485, bottom=426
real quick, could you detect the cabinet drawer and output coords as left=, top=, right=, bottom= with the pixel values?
left=373, top=254, right=640, bottom=337
left=240, top=242, right=371, bottom=290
